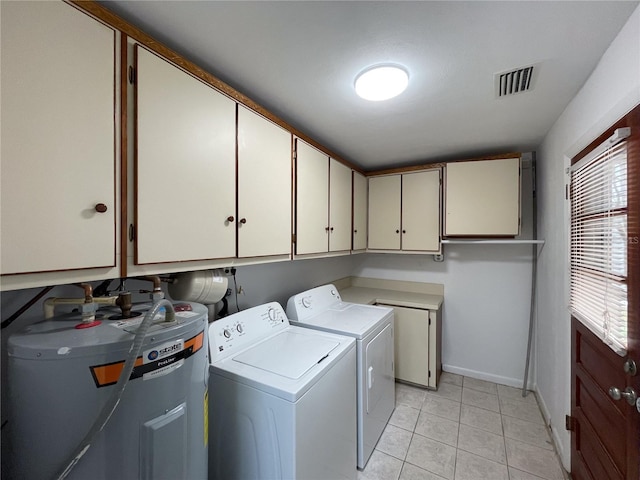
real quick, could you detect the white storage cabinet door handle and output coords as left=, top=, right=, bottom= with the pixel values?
left=368, top=366, right=374, bottom=389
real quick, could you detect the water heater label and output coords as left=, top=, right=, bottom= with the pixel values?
left=89, top=331, right=204, bottom=388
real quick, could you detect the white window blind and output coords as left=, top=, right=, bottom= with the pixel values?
left=570, top=139, right=628, bottom=356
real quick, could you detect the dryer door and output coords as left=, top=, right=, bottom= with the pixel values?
left=365, top=323, right=395, bottom=428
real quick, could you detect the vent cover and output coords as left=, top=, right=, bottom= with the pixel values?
left=495, top=65, right=537, bottom=98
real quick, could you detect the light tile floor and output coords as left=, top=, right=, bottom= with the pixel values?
left=359, top=373, right=569, bottom=480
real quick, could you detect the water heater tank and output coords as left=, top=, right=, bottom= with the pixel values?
left=6, top=301, right=209, bottom=480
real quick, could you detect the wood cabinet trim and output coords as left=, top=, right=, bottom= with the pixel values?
left=365, top=152, right=521, bottom=177
left=120, top=33, right=128, bottom=277
left=69, top=0, right=362, bottom=175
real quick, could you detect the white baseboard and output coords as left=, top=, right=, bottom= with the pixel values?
left=535, top=390, right=571, bottom=473
left=442, top=364, right=536, bottom=390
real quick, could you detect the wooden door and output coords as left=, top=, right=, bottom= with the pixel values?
left=135, top=45, right=236, bottom=264
left=237, top=106, right=292, bottom=258
left=353, top=171, right=368, bottom=251
left=328, top=158, right=352, bottom=252
left=368, top=175, right=401, bottom=250
left=295, top=140, right=329, bottom=255
left=402, top=170, right=441, bottom=251
left=570, top=106, right=639, bottom=480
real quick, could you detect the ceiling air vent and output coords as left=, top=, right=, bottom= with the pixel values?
left=495, top=65, right=537, bottom=98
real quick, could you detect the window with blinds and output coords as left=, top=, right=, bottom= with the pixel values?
left=570, top=137, right=628, bottom=356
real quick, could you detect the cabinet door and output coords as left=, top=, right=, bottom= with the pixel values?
left=368, top=175, right=401, bottom=250
left=352, top=171, right=368, bottom=251
left=238, top=107, right=292, bottom=257
left=402, top=170, right=441, bottom=251
left=1, top=2, right=116, bottom=275
left=329, top=159, right=352, bottom=252
left=445, top=157, right=520, bottom=236
left=388, top=305, right=430, bottom=386
left=135, top=46, right=235, bottom=264
left=295, top=140, right=329, bottom=255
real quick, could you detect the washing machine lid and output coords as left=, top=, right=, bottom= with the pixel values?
left=291, top=303, right=393, bottom=340
left=233, top=330, right=339, bottom=379
left=210, top=326, right=355, bottom=402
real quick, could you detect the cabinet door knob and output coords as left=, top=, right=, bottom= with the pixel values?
left=95, top=203, right=108, bottom=213
left=403, top=230, right=406, bottom=234
left=325, top=227, right=330, bottom=232
left=330, top=227, right=334, bottom=232
left=227, top=216, right=235, bottom=222
left=396, top=229, right=400, bottom=234
left=239, top=218, right=247, bottom=224
left=354, top=230, right=358, bottom=234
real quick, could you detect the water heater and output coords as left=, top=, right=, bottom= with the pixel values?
left=6, top=301, right=209, bottom=480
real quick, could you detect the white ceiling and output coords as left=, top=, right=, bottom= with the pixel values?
left=100, top=1, right=638, bottom=170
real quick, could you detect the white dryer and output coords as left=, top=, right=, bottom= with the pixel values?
left=208, top=302, right=357, bottom=480
left=286, top=284, right=395, bottom=469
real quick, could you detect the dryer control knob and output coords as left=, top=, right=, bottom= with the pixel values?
left=223, top=329, right=231, bottom=339
left=236, top=324, right=244, bottom=333
left=302, top=297, right=312, bottom=308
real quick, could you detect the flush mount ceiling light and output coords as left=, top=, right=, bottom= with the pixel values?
left=354, top=65, right=409, bottom=101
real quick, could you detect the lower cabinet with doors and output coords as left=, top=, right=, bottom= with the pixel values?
left=368, top=169, right=441, bottom=252
left=377, top=303, right=442, bottom=389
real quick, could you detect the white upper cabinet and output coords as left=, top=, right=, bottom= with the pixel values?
left=295, top=140, right=352, bottom=255
left=135, top=46, right=236, bottom=264
left=352, top=171, right=368, bottom=251
left=368, top=170, right=441, bottom=252
left=402, top=170, right=441, bottom=251
left=237, top=106, right=292, bottom=258
left=295, top=140, right=329, bottom=255
left=444, top=157, right=520, bottom=236
left=368, top=175, right=402, bottom=250
left=1, top=1, right=116, bottom=276
left=329, top=159, right=353, bottom=252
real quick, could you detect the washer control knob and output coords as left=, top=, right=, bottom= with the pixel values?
left=236, top=324, right=243, bottom=333
left=302, top=297, right=312, bottom=308
left=223, top=329, right=231, bottom=339
left=268, top=307, right=276, bottom=321
left=331, top=289, right=337, bottom=296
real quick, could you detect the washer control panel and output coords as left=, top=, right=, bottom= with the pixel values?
left=285, top=284, right=341, bottom=321
left=209, top=302, right=289, bottom=362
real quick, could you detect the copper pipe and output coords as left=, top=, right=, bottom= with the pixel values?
left=74, top=283, right=94, bottom=303
left=141, top=276, right=162, bottom=293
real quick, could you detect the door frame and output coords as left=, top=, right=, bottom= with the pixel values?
left=569, top=104, right=640, bottom=480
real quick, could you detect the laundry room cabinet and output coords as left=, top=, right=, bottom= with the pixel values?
left=444, top=157, right=520, bottom=236
left=295, top=140, right=352, bottom=255
left=352, top=171, right=368, bottom=251
left=237, top=106, right=292, bottom=258
left=1, top=1, right=118, bottom=285
left=378, top=303, right=442, bottom=389
left=135, top=45, right=236, bottom=265
left=368, top=169, right=441, bottom=252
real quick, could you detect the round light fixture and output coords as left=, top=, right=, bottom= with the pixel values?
left=354, top=65, right=409, bottom=101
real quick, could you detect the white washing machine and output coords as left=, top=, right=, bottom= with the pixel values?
left=286, top=284, right=395, bottom=469
left=208, top=302, right=357, bottom=480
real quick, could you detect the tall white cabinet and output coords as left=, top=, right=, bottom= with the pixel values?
left=237, top=106, right=292, bottom=258
left=295, top=140, right=352, bottom=255
left=1, top=2, right=117, bottom=279
left=368, top=170, right=441, bottom=252
left=135, top=46, right=236, bottom=265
